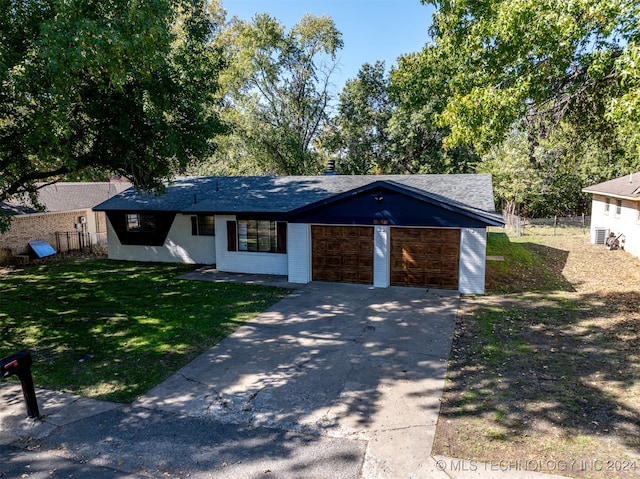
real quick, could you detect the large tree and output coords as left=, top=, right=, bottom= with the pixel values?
left=1, top=0, right=224, bottom=228
left=420, top=0, right=639, bottom=153
left=319, top=61, right=394, bottom=174
left=478, top=119, right=640, bottom=217
left=205, top=13, right=343, bottom=176
left=388, top=47, right=480, bottom=174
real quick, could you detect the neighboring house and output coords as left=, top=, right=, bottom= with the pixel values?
left=583, top=172, right=640, bottom=259
left=94, top=174, right=504, bottom=294
left=0, top=181, right=131, bottom=261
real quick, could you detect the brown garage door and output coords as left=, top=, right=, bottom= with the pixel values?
left=390, top=228, right=460, bottom=289
left=312, top=225, right=374, bottom=284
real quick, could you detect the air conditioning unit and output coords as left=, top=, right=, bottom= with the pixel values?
left=594, top=227, right=609, bottom=245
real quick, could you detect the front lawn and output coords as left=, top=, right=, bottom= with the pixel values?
left=0, top=259, right=290, bottom=403
left=434, top=232, right=640, bottom=479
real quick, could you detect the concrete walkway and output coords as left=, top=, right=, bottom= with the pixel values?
left=1, top=275, right=569, bottom=478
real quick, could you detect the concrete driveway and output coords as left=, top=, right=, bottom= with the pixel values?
left=1, top=280, right=459, bottom=479
left=136, top=281, right=459, bottom=478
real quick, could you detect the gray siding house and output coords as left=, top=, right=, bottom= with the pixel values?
left=94, top=174, right=504, bottom=294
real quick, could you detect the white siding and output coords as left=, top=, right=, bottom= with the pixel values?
left=106, top=214, right=216, bottom=264
left=590, top=195, right=640, bottom=259
left=287, top=223, right=311, bottom=283
left=214, top=215, right=288, bottom=275
left=458, top=227, right=487, bottom=295
left=373, top=225, right=390, bottom=288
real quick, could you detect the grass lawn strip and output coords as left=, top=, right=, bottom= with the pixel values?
left=0, top=259, right=290, bottom=403
left=433, top=232, right=640, bottom=479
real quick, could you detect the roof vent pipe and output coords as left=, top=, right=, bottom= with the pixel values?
left=324, top=159, right=337, bottom=176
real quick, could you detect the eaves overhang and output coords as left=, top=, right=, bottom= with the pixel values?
left=582, top=189, right=640, bottom=202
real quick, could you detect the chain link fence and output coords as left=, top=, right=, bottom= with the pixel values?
left=502, top=213, right=591, bottom=236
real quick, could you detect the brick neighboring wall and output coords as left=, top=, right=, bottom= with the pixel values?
left=0, top=210, right=89, bottom=256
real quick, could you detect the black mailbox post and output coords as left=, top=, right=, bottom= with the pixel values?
left=1, top=350, right=40, bottom=419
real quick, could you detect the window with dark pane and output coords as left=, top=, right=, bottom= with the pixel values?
left=126, top=213, right=156, bottom=232
left=236, top=219, right=286, bottom=253
left=191, top=215, right=215, bottom=236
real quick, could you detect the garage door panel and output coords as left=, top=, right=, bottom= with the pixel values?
left=442, top=243, right=459, bottom=254
left=390, top=227, right=460, bottom=289
left=342, top=270, right=359, bottom=282
left=342, top=255, right=360, bottom=267
left=422, top=262, right=442, bottom=273
left=401, top=229, right=421, bottom=240
left=313, top=226, right=330, bottom=237
left=440, top=278, right=459, bottom=289
left=312, top=226, right=374, bottom=284
left=359, top=271, right=373, bottom=283
left=312, top=257, right=326, bottom=268
left=424, top=258, right=456, bottom=271
left=422, top=244, right=443, bottom=255
left=325, top=240, right=344, bottom=250
left=401, top=243, right=425, bottom=256
left=358, top=256, right=373, bottom=268
left=439, top=230, right=454, bottom=241
left=441, top=257, right=459, bottom=267
left=321, top=270, right=343, bottom=282
left=396, top=273, right=425, bottom=287
left=342, top=242, right=362, bottom=254
left=325, top=256, right=343, bottom=267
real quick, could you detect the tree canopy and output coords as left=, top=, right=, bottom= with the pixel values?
left=420, top=0, right=639, bottom=153
left=380, top=0, right=640, bottom=216
left=4, top=1, right=638, bottom=224
left=197, top=11, right=343, bottom=176
left=321, top=57, right=479, bottom=176
left=388, top=48, right=480, bottom=174
left=1, top=0, right=224, bottom=226
left=318, top=61, right=393, bottom=174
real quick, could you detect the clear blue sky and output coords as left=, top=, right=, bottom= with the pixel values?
left=222, top=0, right=435, bottom=91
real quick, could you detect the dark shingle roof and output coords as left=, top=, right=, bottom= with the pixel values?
left=94, top=174, right=503, bottom=224
left=582, top=172, right=640, bottom=199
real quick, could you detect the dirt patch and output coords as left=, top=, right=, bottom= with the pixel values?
left=433, top=233, right=640, bottom=478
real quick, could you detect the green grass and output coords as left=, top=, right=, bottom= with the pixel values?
left=0, top=259, right=290, bottom=403
left=485, top=232, right=574, bottom=293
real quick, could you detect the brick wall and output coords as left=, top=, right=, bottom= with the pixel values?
left=0, top=210, right=91, bottom=256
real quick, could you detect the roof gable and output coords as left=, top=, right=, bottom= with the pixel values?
left=280, top=180, right=504, bottom=227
